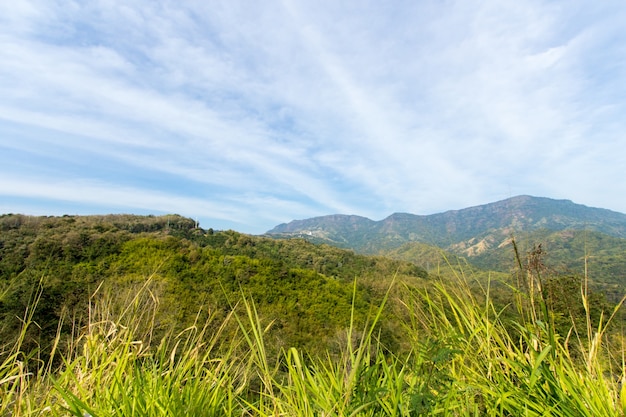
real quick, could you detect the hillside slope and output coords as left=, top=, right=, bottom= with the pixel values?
left=267, top=196, right=626, bottom=286
left=0, top=213, right=426, bottom=358
left=268, top=196, right=626, bottom=247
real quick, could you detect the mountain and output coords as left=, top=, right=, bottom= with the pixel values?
left=268, top=195, right=626, bottom=249
left=266, top=196, right=626, bottom=285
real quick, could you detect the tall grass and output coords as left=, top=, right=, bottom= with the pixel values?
left=2, top=263, right=626, bottom=416
left=403, top=272, right=625, bottom=416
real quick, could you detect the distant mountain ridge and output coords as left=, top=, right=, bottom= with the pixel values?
left=266, top=195, right=626, bottom=255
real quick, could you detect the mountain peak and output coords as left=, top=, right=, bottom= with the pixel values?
left=266, top=196, right=626, bottom=252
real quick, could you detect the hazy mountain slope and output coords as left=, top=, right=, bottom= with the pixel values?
left=268, top=214, right=376, bottom=248
left=469, top=229, right=626, bottom=281
left=266, top=196, right=626, bottom=287
left=267, top=196, right=626, bottom=249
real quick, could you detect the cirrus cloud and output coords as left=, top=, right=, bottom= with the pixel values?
left=1, top=0, right=625, bottom=233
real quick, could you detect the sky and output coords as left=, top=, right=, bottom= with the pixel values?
left=1, top=0, right=625, bottom=234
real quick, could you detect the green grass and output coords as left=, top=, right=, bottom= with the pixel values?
left=2, top=267, right=626, bottom=416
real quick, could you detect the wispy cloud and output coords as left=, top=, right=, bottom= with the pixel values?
left=1, top=0, right=625, bottom=233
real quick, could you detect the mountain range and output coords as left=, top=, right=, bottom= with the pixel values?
left=266, top=195, right=626, bottom=287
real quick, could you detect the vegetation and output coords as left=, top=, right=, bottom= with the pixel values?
left=1, top=213, right=625, bottom=415
left=0, top=214, right=425, bottom=360
left=266, top=196, right=626, bottom=299
left=468, top=229, right=626, bottom=292
left=267, top=195, right=626, bottom=251
left=383, top=229, right=626, bottom=304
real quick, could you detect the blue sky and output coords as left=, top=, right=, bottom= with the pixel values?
left=1, top=1, right=625, bottom=234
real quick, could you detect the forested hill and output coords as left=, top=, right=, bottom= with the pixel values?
left=2, top=213, right=623, bottom=415
left=265, top=196, right=626, bottom=288
left=0, top=213, right=426, bottom=358
left=267, top=196, right=626, bottom=251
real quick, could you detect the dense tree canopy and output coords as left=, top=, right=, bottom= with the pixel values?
left=0, top=214, right=427, bottom=357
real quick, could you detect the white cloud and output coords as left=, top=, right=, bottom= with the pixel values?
left=1, top=0, right=626, bottom=232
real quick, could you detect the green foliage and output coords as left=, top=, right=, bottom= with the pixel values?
left=0, top=214, right=426, bottom=360
left=266, top=197, right=626, bottom=301
left=2, top=258, right=625, bottom=415
left=1, top=213, right=626, bottom=416
left=466, top=229, right=626, bottom=288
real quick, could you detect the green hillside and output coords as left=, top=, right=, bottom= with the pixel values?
left=1, top=213, right=625, bottom=415
left=0, top=215, right=626, bottom=417
left=0, top=213, right=426, bottom=359
left=267, top=196, right=626, bottom=250
left=267, top=196, right=626, bottom=297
